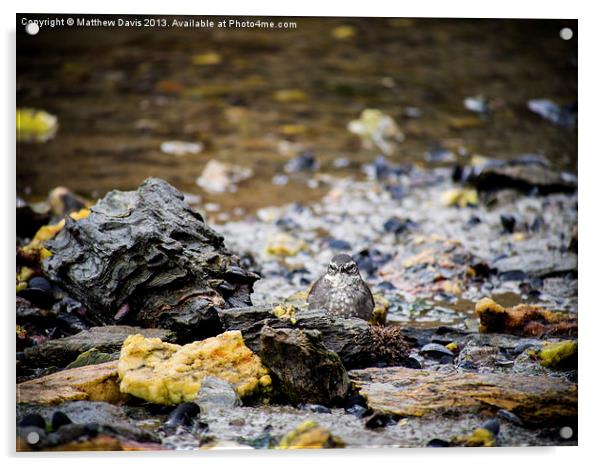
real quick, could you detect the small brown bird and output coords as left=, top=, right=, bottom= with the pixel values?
left=307, top=254, right=374, bottom=320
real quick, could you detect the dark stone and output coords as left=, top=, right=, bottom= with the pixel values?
left=43, top=178, right=257, bottom=335
left=326, top=238, right=351, bottom=251
left=284, top=151, right=318, bottom=173
left=494, top=252, right=577, bottom=278
left=259, top=326, right=350, bottom=406
left=427, top=438, right=451, bottom=447
left=51, top=411, right=73, bottom=431
left=164, top=403, right=200, bottom=429
left=352, top=249, right=392, bottom=276
left=419, top=343, right=455, bottom=359
left=298, top=404, right=332, bottom=414
left=482, top=418, right=500, bottom=435
left=16, top=196, right=51, bottom=240
left=17, top=277, right=56, bottom=309
left=500, top=214, right=516, bottom=233
left=383, top=217, right=416, bottom=235
left=364, top=412, right=397, bottom=429
left=470, top=163, right=577, bottom=194
left=497, top=409, right=524, bottom=426
left=18, top=413, right=46, bottom=429
left=385, top=184, right=406, bottom=200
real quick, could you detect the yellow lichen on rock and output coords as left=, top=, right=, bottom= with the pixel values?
left=20, top=208, right=91, bottom=261
left=453, top=427, right=496, bottom=447
left=278, top=421, right=345, bottom=449
left=272, top=304, right=297, bottom=324
left=117, top=331, right=271, bottom=405
left=265, top=233, right=308, bottom=257
left=442, top=188, right=479, bottom=207
left=370, top=293, right=389, bottom=325
left=534, top=340, right=578, bottom=368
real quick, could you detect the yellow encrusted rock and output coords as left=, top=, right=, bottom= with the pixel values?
left=278, top=421, right=345, bottom=449
left=117, top=330, right=271, bottom=405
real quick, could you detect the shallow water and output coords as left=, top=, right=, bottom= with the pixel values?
left=17, top=17, right=577, bottom=217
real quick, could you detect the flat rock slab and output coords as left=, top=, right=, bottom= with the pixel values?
left=23, top=326, right=176, bottom=367
left=17, top=361, right=122, bottom=405
left=349, top=366, right=577, bottom=425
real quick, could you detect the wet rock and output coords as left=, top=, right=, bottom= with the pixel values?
left=493, top=251, right=577, bottom=278
left=219, top=306, right=410, bottom=369
left=420, top=343, right=455, bottom=360
left=117, top=331, right=271, bottom=405
left=284, top=151, right=318, bottom=173
left=469, top=162, right=577, bottom=194
left=362, top=155, right=407, bottom=181
left=278, top=420, right=345, bottom=449
left=194, top=376, right=242, bottom=412
left=527, top=99, right=577, bottom=128
left=349, top=366, right=577, bottom=425
left=43, top=178, right=256, bottom=336
left=19, top=413, right=46, bottom=429
left=196, top=160, right=252, bottom=193
left=259, top=327, right=349, bottom=406
left=164, top=403, right=200, bottom=428
left=23, top=326, right=175, bottom=368
left=326, top=238, right=351, bottom=251
left=426, top=438, right=450, bottom=447
left=497, top=409, right=523, bottom=425
left=17, top=361, right=122, bottom=405
left=532, top=340, right=577, bottom=369
left=475, top=298, right=577, bottom=337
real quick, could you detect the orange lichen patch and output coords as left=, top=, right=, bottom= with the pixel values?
left=475, top=298, right=577, bottom=337
left=452, top=427, right=496, bottom=447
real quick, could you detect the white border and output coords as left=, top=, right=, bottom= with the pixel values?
left=3, top=1, right=600, bottom=465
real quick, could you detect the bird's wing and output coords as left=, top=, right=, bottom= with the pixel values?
left=307, top=275, right=328, bottom=308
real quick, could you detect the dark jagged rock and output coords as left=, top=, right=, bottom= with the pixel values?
left=23, top=326, right=176, bottom=368
left=218, top=306, right=410, bottom=369
left=259, top=327, right=349, bottom=406
left=43, top=178, right=257, bottom=338
left=469, top=163, right=577, bottom=194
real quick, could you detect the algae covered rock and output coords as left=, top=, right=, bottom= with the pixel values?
left=259, top=327, right=349, bottom=406
left=475, top=298, right=577, bottom=337
left=117, top=330, right=271, bottom=405
left=278, top=420, right=345, bottom=449
left=43, top=178, right=258, bottom=338
left=533, top=340, right=577, bottom=369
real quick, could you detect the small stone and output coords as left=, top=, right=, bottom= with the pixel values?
left=497, top=409, right=523, bottom=425
left=481, top=418, right=500, bottom=435
left=464, top=95, right=488, bottom=114
left=164, top=403, right=200, bottom=429
left=348, top=109, right=404, bottom=156
left=16, top=108, right=58, bottom=142
left=284, top=151, right=318, bottom=173
left=278, top=421, right=345, bottom=449
left=420, top=343, right=455, bottom=359
left=500, top=214, right=517, bottom=233
left=19, top=413, right=46, bottom=430
left=194, top=376, right=242, bottom=412
left=327, top=238, right=351, bottom=251
left=427, top=438, right=450, bottom=447
left=160, top=141, right=203, bottom=156
left=196, top=160, right=252, bottom=193
left=298, top=404, right=331, bottom=414
left=383, top=217, right=415, bottom=235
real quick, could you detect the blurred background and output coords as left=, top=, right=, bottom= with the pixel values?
left=16, top=16, right=577, bottom=220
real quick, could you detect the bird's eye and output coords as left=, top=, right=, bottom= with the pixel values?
left=344, top=263, right=356, bottom=273
left=328, top=263, right=337, bottom=273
